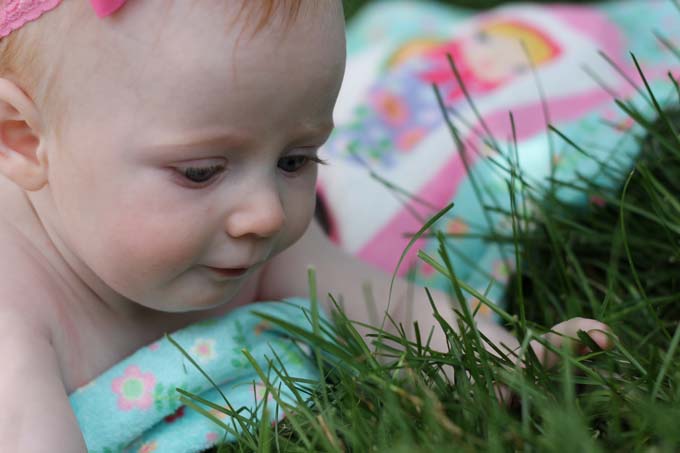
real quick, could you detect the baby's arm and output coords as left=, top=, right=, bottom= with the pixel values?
left=259, top=220, right=610, bottom=364
left=260, top=220, right=519, bottom=354
left=0, top=312, right=86, bottom=452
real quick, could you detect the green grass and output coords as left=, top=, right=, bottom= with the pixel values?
left=183, top=2, right=680, bottom=452
left=194, top=111, right=679, bottom=453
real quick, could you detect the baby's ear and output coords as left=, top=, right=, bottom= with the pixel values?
left=0, top=78, right=48, bottom=191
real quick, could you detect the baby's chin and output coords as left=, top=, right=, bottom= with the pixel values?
left=125, top=280, right=249, bottom=315
left=156, top=290, right=245, bottom=314
left=97, top=256, right=266, bottom=316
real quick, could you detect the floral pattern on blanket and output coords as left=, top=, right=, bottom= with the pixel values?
left=70, top=299, right=324, bottom=453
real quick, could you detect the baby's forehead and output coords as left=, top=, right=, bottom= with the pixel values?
left=54, top=0, right=344, bottom=143
left=57, top=1, right=321, bottom=96
left=43, top=0, right=310, bottom=72
left=65, top=0, right=327, bottom=71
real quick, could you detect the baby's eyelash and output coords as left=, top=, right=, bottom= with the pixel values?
left=173, top=154, right=327, bottom=186
left=177, top=164, right=226, bottom=185
left=309, top=156, right=328, bottom=165
left=277, top=154, right=327, bottom=173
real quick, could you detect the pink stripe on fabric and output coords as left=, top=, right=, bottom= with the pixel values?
left=481, top=85, right=642, bottom=144
left=0, top=0, right=61, bottom=39
left=357, top=152, right=469, bottom=276
left=352, top=80, right=644, bottom=276
left=547, top=5, right=625, bottom=63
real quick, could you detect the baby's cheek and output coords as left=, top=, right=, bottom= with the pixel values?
left=276, top=186, right=317, bottom=252
left=103, top=213, right=204, bottom=288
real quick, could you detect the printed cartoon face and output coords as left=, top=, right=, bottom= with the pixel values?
left=460, top=21, right=560, bottom=84
left=40, top=1, right=346, bottom=312
left=462, top=30, right=529, bottom=82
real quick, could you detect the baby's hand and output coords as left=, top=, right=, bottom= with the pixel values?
left=495, top=318, right=614, bottom=406
left=529, top=317, right=613, bottom=368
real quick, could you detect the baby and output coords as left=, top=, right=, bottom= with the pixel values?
left=0, top=0, right=611, bottom=451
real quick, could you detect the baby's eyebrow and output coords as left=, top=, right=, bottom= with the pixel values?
left=295, top=122, right=336, bottom=143
left=141, top=123, right=335, bottom=154
left=314, top=122, right=336, bottom=137
left=140, top=132, right=252, bottom=153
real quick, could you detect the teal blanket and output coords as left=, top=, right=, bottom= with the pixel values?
left=70, top=299, right=326, bottom=453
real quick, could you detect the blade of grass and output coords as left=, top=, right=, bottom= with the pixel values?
left=651, top=322, right=680, bottom=399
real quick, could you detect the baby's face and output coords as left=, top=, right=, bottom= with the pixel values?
left=43, top=1, right=346, bottom=312
left=462, top=30, right=529, bottom=82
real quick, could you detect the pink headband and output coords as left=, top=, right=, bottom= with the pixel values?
left=0, top=0, right=127, bottom=39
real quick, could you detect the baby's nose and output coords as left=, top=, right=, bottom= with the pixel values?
left=225, top=187, right=285, bottom=239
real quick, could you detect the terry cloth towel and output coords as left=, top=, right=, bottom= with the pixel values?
left=318, top=0, right=680, bottom=316
left=69, top=298, right=328, bottom=453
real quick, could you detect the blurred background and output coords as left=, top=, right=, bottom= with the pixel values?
left=344, top=0, right=607, bottom=19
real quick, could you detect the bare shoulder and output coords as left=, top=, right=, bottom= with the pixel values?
left=0, top=181, right=76, bottom=326
left=0, top=204, right=87, bottom=450
left=0, top=307, right=86, bottom=451
left=0, top=221, right=60, bottom=331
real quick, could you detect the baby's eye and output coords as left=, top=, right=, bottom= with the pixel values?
left=277, top=155, right=325, bottom=173
left=179, top=164, right=226, bottom=184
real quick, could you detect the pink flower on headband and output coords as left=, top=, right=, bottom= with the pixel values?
left=0, top=0, right=127, bottom=39
left=90, top=0, right=127, bottom=18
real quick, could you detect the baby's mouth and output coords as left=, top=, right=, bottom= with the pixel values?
left=205, top=267, right=249, bottom=278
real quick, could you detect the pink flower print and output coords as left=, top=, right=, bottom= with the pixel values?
left=420, top=262, right=436, bottom=278
left=111, top=365, right=156, bottom=411
left=148, top=342, right=161, bottom=352
left=590, top=195, right=606, bottom=208
left=396, top=128, right=426, bottom=151
left=371, top=91, right=409, bottom=127
left=601, top=109, right=618, bottom=122
left=206, top=432, right=219, bottom=444
left=447, top=218, right=469, bottom=235
left=138, top=441, right=157, bottom=453
left=190, top=338, right=217, bottom=364
left=613, top=117, right=634, bottom=132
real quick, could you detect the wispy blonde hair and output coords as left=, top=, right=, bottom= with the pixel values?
left=0, top=0, right=306, bottom=138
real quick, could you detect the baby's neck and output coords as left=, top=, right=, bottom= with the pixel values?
left=23, top=187, right=138, bottom=316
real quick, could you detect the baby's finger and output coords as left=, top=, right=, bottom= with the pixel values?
left=494, top=382, right=514, bottom=407
left=530, top=318, right=614, bottom=368
left=550, top=318, right=613, bottom=350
